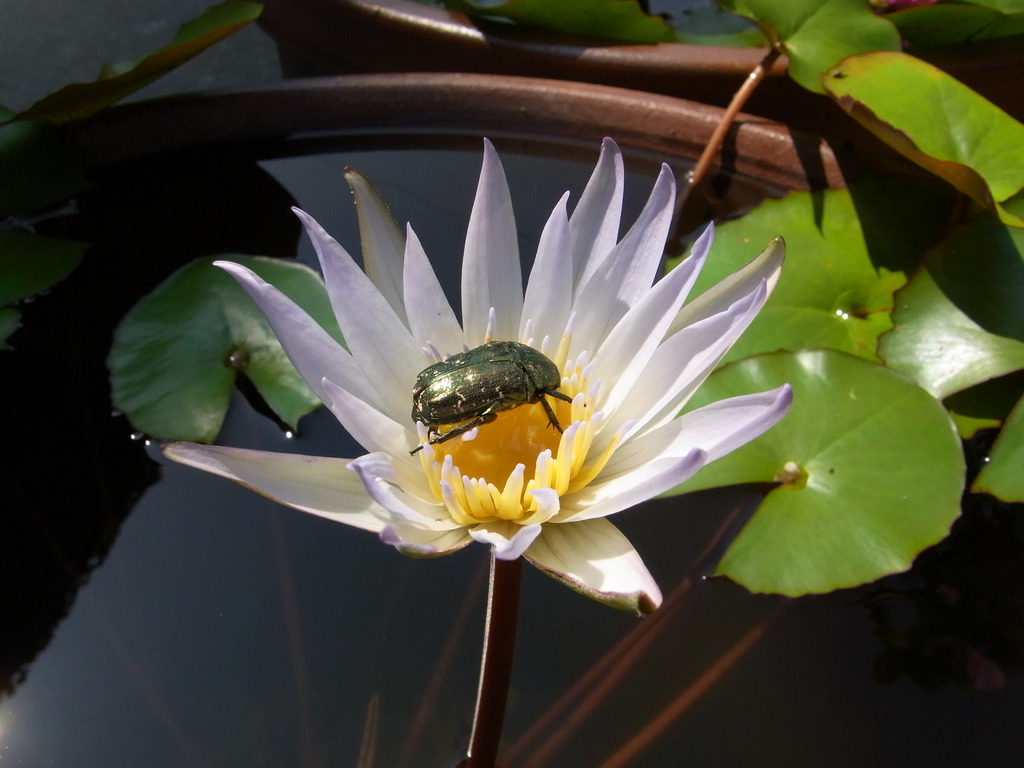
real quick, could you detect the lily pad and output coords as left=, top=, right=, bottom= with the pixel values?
left=12, top=1, right=262, bottom=125
left=891, top=3, right=1024, bottom=48
left=949, top=411, right=1003, bottom=440
left=673, top=350, right=964, bottom=596
left=444, top=0, right=677, bottom=43
left=879, top=261, right=1024, bottom=401
left=0, top=230, right=88, bottom=348
left=972, top=393, right=1024, bottom=502
left=0, top=230, right=87, bottom=306
left=926, top=214, right=1024, bottom=342
left=0, top=116, right=90, bottom=215
left=721, top=0, right=901, bottom=93
left=847, top=172, right=958, bottom=275
left=0, top=309, right=19, bottom=351
left=108, top=255, right=341, bottom=443
left=945, top=370, right=1024, bottom=438
left=823, top=51, right=1024, bottom=227
left=971, top=0, right=1024, bottom=11
left=682, top=185, right=905, bottom=364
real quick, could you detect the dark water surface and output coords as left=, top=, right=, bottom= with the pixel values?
left=3, top=142, right=1023, bottom=767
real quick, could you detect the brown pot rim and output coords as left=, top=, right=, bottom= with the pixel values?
left=261, top=0, right=788, bottom=78
left=262, top=0, right=1024, bottom=80
left=71, top=73, right=846, bottom=193
left=258, top=0, right=1023, bottom=133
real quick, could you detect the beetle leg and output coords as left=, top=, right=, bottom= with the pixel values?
left=431, top=413, right=499, bottom=444
left=410, top=413, right=499, bottom=454
left=538, top=393, right=566, bottom=434
left=547, top=389, right=574, bottom=405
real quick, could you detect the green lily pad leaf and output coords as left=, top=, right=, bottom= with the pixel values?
left=674, top=349, right=964, bottom=595
left=0, top=228, right=87, bottom=348
left=925, top=214, right=1024, bottom=341
left=973, top=393, right=1024, bottom=501
left=444, top=0, right=677, bottom=44
left=0, top=308, right=20, bottom=351
left=108, top=255, right=341, bottom=443
left=682, top=185, right=905, bottom=364
left=721, top=0, right=901, bottom=93
left=846, top=172, right=959, bottom=275
left=970, top=0, right=1024, bottom=11
left=945, top=370, right=1024, bottom=438
left=0, top=230, right=88, bottom=348
left=0, top=117, right=90, bottom=215
left=11, top=1, right=262, bottom=125
left=823, top=51, right=1024, bottom=227
left=949, top=411, right=1003, bottom=439
left=0, top=230, right=87, bottom=306
left=879, top=220, right=1024, bottom=399
left=890, top=3, right=1024, bottom=48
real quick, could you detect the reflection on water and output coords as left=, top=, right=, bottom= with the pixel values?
left=3, top=143, right=1024, bottom=766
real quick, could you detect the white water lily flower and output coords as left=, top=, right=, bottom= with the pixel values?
left=163, top=139, right=791, bottom=614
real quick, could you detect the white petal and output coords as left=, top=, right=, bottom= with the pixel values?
left=320, top=377, right=415, bottom=458
left=214, top=261, right=383, bottom=411
left=559, top=448, right=706, bottom=522
left=572, top=164, right=676, bottom=353
left=346, top=168, right=407, bottom=323
left=403, top=226, right=466, bottom=356
left=525, top=518, right=661, bottom=614
left=161, top=442, right=385, bottom=531
left=461, top=139, right=523, bottom=344
left=601, top=278, right=769, bottom=444
left=648, top=384, right=793, bottom=465
left=349, top=452, right=459, bottom=531
left=569, top=137, right=624, bottom=291
left=380, top=523, right=473, bottom=558
left=521, top=193, right=573, bottom=342
left=669, top=235, right=784, bottom=337
left=582, top=385, right=790, bottom=515
left=470, top=522, right=543, bottom=560
left=293, top=208, right=421, bottom=418
left=590, top=225, right=711, bottom=418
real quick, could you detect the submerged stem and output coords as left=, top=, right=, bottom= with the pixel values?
left=462, top=553, right=523, bottom=768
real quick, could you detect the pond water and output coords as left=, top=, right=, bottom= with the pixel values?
left=3, top=139, right=1023, bottom=767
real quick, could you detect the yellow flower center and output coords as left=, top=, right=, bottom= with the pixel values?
left=442, top=399, right=569, bottom=488
left=415, top=349, right=622, bottom=526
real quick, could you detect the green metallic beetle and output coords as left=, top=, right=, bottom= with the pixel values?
left=410, top=340, right=574, bottom=455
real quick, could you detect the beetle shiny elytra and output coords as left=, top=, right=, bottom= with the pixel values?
left=410, top=340, right=574, bottom=455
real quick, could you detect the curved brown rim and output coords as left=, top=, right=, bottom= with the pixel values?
left=261, top=0, right=786, bottom=77
left=71, top=73, right=846, bottom=193
left=260, top=0, right=793, bottom=108
left=258, top=0, right=1022, bottom=134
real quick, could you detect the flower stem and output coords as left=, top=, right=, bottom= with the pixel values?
left=462, top=553, right=523, bottom=768
left=677, top=46, right=783, bottom=216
